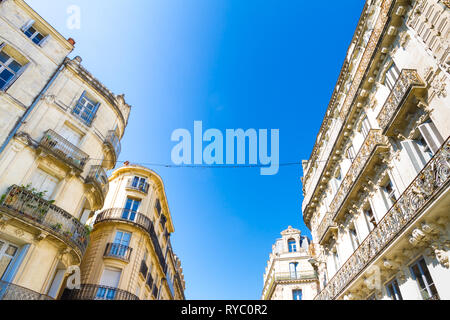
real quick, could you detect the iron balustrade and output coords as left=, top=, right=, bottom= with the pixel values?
left=315, top=138, right=450, bottom=300
left=39, top=129, right=89, bottom=171
left=0, top=185, right=89, bottom=256
left=86, top=165, right=109, bottom=197
left=0, top=281, right=53, bottom=300
left=377, top=69, right=425, bottom=132
left=274, top=271, right=318, bottom=282
left=94, top=208, right=167, bottom=272
left=105, top=130, right=121, bottom=159
left=61, top=284, right=139, bottom=300
left=126, top=178, right=149, bottom=194
left=104, top=243, right=132, bottom=262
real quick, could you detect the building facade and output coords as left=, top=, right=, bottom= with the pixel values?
left=301, top=0, right=449, bottom=300
left=262, top=226, right=318, bottom=300
left=61, top=163, right=186, bottom=300
left=0, top=0, right=130, bottom=299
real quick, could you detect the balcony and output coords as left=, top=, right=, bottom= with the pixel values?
left=95, top=208, right=167, bottom=272
left=103, top=130, right=121, bottom=170
left=0, top=281, right=53, bottom=300
left=61, top=284, right=139, bottom=300
left=377, top=69, right=425, bottom=135
left=316, top=211, right=338, bottom=245
left=39, top=129, right=89, bottom=172
left=126, top=178, right=149, bottom=194
left=274, top=271, right=318, bottom=282
left=315, top=138, right=449, bottom=300
left=104, top=243, right=132, bottom=262
left=86, top=165, right=109, bottom=209
left=0, top=185, right=89, bottom=258
left=330, top=129, right=389, bottom=222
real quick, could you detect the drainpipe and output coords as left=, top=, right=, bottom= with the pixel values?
left=0, top=60, right=67, bottom=156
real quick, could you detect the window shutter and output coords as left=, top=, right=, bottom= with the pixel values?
left=401, top=140, right=427, bottom=174
left=3, top=62, right=30, bottom=91
left=418, top=122, right=444, bottom=154
left=21, top=20, right=35, bottom=32
left=39, top=34, right=51, bottom=47
left=0, top=43, right=5, bottom=51
left=88, top=101, right=100, bottom=125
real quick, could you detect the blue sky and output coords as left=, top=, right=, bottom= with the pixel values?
left=27, top=0, right=365, bottom=300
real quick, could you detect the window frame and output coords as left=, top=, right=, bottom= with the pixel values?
left=71, top=91, right=101, bottom=126
left=409, top=257, right=439, bottom=300
left=385, top=278, right=403, bottom=300
left=0, top=45, right=25, bottom=92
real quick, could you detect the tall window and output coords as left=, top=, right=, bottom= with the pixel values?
left=131, top=176, right=148, bottom=193
left=382, top=179, right=397, bottom=209
left=122, top=198, right=141, bottom=221
left=289, top=262, right=299, bottom=279
left=410, top=258, right=439, bottom=300
left=29, top=169, right=60, bottom=200
left=347, top=145, right=356, bottom=163
left=360, top=116, right=371, bottom=138
left=111, top=231, right=131, bottom=258
left=386, top=278, right=403, bottom=300
left=97, top=268, right=121, bottom=300
left=0, top=240, right=19, bottom=280
left=385, top=62, right=401, bottom=91
left=288, top=239, right=297, bottom=253
left=72, top=91, right=100, bottom=126
left=333, top=249, right=340, bottom=272
left=292, top=290, right=302, bottom=300
left=0, top=50, right=23, bottom=91
left=363, top=206, right=377, bottom=231
left=349, top=226, right=360, bottom=251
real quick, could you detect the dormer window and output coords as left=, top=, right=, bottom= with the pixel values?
left=22, top=20, right=49, bottom=47
left=72, top=91, right=100, bottom=126
left=288, top=239, right=297, bottom=253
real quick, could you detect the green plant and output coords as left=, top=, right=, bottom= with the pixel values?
left=52, top=223, right=62, bottom=231
left=0, top=193, right=6, bottom=205
left=84, top=225, right=93, bottom=235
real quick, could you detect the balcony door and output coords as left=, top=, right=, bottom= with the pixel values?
left=97, top=268, right=121, bottom=300
left=289, top=262, right=299, bottom=279
left=59, top=125, right=81, bottom=147
left=0, top=240, right=19, bottom=280
left=122, top=198, right=141, bottom=221
left=29, top=169, right=59, bottom=200
left=112, top=231, right=131, bottom=257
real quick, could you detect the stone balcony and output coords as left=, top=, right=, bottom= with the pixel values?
left=0, top=185, right=90, bottom=259
left=85, top=165, right=109, bottom=210
left=315, top=137, right=449, bottom=300
left=377, top=69, right=425, bottom=135
left=102, top=130, right=121, bottom=170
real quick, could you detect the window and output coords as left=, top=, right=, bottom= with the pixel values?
left=97, top=268, right=121, bottom=300
left=22, top=21, right=47, bottom=46
left=288, top=239, right=297, bottom=253
left=0, top=49, right=23, bottom=91
left=333, top=249, right=340, bottom=271
left=410, top=258, right=439, bottom=300
left=418, top=121, right=444, bottom=155
left=382, top=179, right=397, bottom=209
left=122, top=198, right=141, bottom=221
left=347, top=145, right=356, bottom=162
left=385, top=62, right=401, bottom=91
left=59, top=124, right=82, bottom=147
left=0, top=240, right=19, bottom=280
left=293, top=290, right=302, bottom=300
left=289, top=262, right=299, bottom=279
left=29, top=169, right=60, bottom=200
left=72, top=91, right=100, bottom=126
left=360, top=116, right=371, bottom=138
left=111, top=231, right=131, bottom=257
left=131, top=176, right=148, bottom=193
left=363, top=206, right=377, bottom=231
left=386, top=278, right=403, bottom=300
left=349, top=226, right=360, bottom=251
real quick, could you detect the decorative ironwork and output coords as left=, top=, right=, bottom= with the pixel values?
left=39, top=129, right=89, bottom=171
left=95, top=208, right=167, bottom=272
left=86, top=165, right=109, bottom=199
left=104, top=243, right=132, bottom=262
left=377, top=69, right=425, bottom=132
left=274, top=271, right=318, bottom=281
left=315, top=138, right=449, bottom=300
left=0, top=281, right=53, bottom=300
left=61, top=284, right=139, bottom=300
left=317, top=211, right=337, bottom=244
left=0, top=185, right=89, bottom=256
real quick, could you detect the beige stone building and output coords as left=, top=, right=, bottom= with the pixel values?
left=262, top=226, right=318, bottom=300
left=61, top=164, right=186, bottom=300
left=301, top=0, right=449, bottom=300
left=0, top=0, right=130, bottom=299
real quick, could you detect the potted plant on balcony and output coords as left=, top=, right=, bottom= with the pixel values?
left=51, top=223, right=62, bottom=232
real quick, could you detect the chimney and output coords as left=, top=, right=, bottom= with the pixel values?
left=67, top=38, right=76, bottom=46
left=124, top=161, right=130, bottom=166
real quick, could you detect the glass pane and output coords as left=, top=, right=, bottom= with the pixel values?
left=0, top=241, right=4, bottom=251
left=32, top=33, right=44, bottom=45
left=24, top=26, right=36, bottom=38
left=5, top=245, right=17, bottom=257
left=8, top=60, right=22, bottom=73
left=0, top=69, right=14, bottom=83
left=0, top=51, right=10, bottom=64
left=0, top=256, right=13, bottom=279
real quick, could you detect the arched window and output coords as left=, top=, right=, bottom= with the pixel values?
left=288, top=239, right=297, bottom=253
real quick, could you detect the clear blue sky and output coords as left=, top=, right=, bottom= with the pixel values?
left=28, top=0, right=365, bottom=300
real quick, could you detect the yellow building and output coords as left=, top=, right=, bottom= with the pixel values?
left=0, top=0, right=130, bottom=299
left=61, top=163, right=186, bottom=300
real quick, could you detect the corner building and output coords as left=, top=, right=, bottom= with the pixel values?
left=301, top=0, right=450, bottom=300
left=262, top=226, right=318, bottom=300
left=62, top=164, right=186, bottom=300
left=0, top=0, right=130, bottom=299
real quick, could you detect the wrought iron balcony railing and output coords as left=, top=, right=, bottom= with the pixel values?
left=274, top=271, right=318, bottom=282
left=315, top=138, right=449, bottom=300
left=104, top=243, right=132, bottom=262
left=95, top=208, right=167, bottom=272
left=105, top=130, right=121, bottom=159
left=39, top=129, right=89, bottom=171
left=61, top=284, right=139, bottom=300
left=86, top=165, right=109, bottom=200
left=126, top=178, right=149, bottom=194
left=316, top=211, right=337, bottom=245
left=0, top=281, right=53, bottom=300
left=377, top=69, right=425, bottom=133
left=0, top=185, right=89, bottom=256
